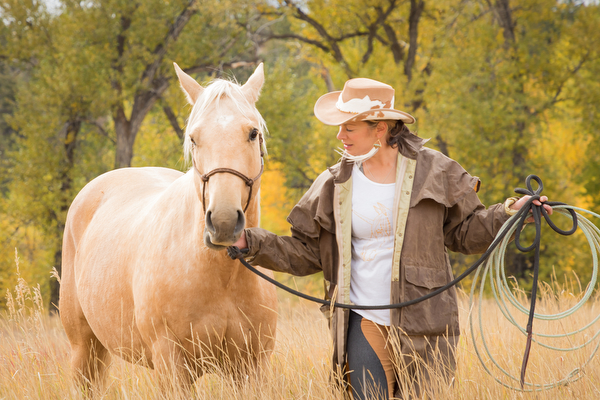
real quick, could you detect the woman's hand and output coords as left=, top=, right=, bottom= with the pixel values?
left=233, top=230, right=247, bottom=249
left=510, top=195, right=553, bottom=223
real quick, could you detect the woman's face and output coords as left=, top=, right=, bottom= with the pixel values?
left=336, top=121, right=378, bottom=156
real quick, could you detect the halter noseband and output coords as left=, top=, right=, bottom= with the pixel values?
left=191, top=135, right=264, bottom=214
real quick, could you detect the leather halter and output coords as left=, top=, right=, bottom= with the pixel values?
left=191, top=135, right=264, bottom=214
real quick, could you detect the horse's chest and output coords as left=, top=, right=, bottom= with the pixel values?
left=133, top=266, right=276, bottom=362
left=138, top=286, right=261, bottom=337
left=193, top=308, right=255, bottom=344
left=147, top=300, right=264, bottom=361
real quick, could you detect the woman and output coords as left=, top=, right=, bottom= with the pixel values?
left=233, top=78, right=551, bottom=399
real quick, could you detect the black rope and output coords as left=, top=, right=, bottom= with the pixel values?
left=226, top=174, right=579, bottom=385
left=228, top=175, right=576, bottom=310
left=512, top=175, right=578, bottom=388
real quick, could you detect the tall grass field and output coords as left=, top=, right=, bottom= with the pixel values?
left=1, top=257, right=599, bottom=399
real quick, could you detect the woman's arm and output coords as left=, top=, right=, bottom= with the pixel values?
left=233, top=227, right=324, bottom=277
left=443, top=191, right=553, bottom=255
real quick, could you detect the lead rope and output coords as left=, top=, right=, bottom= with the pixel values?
left=227, top=174, right=600, bottom=390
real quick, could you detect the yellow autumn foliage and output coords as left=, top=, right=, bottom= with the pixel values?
left=259, top=161, right=295, bottom=236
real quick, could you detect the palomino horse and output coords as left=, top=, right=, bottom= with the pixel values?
left=59, top=63, right=277, bottom=389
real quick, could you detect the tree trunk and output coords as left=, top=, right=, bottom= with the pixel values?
left=113, top=80, right=169, bottom=168
left=436, top=135, right=450, bottom=157
left=114, top=108, right=136, bottom=168
left=494, top=0, right=516, bottom=46
left=50, top=118, right=81, bottom=313
left=110, top=0, right=197, bottom=168
left=50, top=246, right=62, bottom=313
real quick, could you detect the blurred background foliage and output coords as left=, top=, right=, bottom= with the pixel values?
left=0, top=0, right=599, bottom=311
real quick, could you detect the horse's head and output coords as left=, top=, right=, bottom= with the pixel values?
left=174, top=63, right=267, bottom=250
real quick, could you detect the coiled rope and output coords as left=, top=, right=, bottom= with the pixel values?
left=469, top=203, right=600, bottom=391
left=227, top=174, right=600, bottom=390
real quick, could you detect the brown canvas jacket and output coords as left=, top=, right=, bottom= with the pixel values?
left=244, top=133, right=511, bottom=370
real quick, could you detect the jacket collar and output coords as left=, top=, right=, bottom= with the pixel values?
left=328, top=132, right=428, bottom=183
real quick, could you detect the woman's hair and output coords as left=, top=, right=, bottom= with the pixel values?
left=365, top=120, right=414, bottom=149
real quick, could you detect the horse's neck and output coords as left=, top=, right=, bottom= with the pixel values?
left=245, top=193, right=260, bottom=228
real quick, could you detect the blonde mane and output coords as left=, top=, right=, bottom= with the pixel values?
left=182, top=78, right=268, bottom=164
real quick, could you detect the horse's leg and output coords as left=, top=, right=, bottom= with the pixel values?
left=225, top=333, right=272, bottom=391
left=151, top=335, right=199, bottom=394
left=61, top=290, right=112, bottom=393
left=60, top=232, right=111, bottom=393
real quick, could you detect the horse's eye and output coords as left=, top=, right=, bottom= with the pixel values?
left=190, top=137, right=196, bottom=147
left=249, top=128, right=259, bottom=141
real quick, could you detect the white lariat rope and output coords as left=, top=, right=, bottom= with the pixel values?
left=469, top=205, right=600, bottom=391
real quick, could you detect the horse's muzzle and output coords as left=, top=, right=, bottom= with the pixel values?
left=204, top=209, right=245, bottom=248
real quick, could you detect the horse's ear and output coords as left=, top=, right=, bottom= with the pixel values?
left=241, top=63, right=264, bottom=104
left=173, top=62, right=203, bottom=105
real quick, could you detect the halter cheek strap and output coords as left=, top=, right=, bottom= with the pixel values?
left=191, top=138, right=264, bottom=214
left=192, top=157, right=263, bottom=214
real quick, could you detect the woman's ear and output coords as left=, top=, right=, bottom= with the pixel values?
left=376, top=121, right=388, bottom=138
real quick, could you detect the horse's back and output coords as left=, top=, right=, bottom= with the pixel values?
left=64, top=166, right=185, bottom=288
left=66, top=167, right=181, bottom=242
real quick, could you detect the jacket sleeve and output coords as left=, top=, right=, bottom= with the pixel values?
left=243, top=169, right=336, bottom=277
left=443, top=190, right=511, bottom=254
left=244, top=226, right=323, bottom=276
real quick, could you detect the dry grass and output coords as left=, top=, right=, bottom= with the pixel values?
left=1, top=261, right=600, bottom=399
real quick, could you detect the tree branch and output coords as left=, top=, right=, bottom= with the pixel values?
left=130, top=77, right=171, bottom=134
left=367, top=1, right=400, bottom=64
left=88, top=118, right=116, bottom=144
left=284, top=0, right=356, bottom=77
left=182, top=60, right=258, bottom=75
left=405, top=0, right=425, bottom=82
left=110, top=14, right=133, bottom=93
left=542, top=53, right=589, bottom=112
left=493, top=0, right=516, bottom=46
left=382, top=23, right=405, bottom=64
left=261, top=34, right=331, bottom=53
left=141, top=0, right=199, bottom=85
left=320, top=65, right=336, bottom=92
left=162, top=104, right=184, bottom=140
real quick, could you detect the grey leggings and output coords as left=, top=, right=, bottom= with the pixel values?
left=347, top=311, right=390, bottom=400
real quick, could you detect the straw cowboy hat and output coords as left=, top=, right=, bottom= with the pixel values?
left=314, top=78, right=415, bottom=126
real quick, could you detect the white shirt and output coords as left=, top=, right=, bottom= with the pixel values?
left=350, top=163, right=395, bottom=325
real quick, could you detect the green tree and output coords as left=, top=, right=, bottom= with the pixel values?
left=0, top=0, right=268, bottom=310
left=422, top=0, right=599, bottom=285
left=0, top=0, right=112, bottom=309
left=55, top=0, right=259, bottom=169
left=254, top=0, right=600, bottom=289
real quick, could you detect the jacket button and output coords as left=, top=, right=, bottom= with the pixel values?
left=405, top=191, right=410, bottom=195
left=408, top=175, right=413, bottom=179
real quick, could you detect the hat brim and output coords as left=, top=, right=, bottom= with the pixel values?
left=314, top=91, right=416, bottom=126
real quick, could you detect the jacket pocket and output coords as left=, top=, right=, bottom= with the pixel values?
left=401, top=265, right=458, bottom=336
left=405, top=265, right=447, bottom=290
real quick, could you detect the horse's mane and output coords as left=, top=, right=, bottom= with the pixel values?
left=183, top=78, right=268, bottom=164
